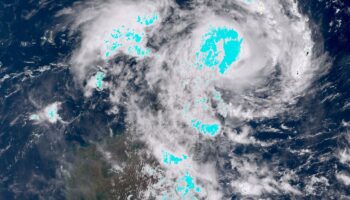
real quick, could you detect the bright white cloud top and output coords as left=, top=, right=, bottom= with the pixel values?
left=62, top=0, right=328, bottom=198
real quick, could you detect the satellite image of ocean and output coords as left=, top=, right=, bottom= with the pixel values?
left=0, top=0, right=350, bottom=199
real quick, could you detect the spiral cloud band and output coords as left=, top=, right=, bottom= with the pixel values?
left=62, top=0, right=327, bottom=198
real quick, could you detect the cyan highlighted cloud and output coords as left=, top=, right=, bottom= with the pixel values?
left=176, top=172, right=201, bottom=199
left=137, top=13, right=159, bottom=26
left=191, top=119, right=220, bottom=137
left=95, top=71, right=105, bottom=90
left=162, top=150, right=188, bottom=165
left=196, top=26, right=243, bottom=74
left=105, top=13, right=158, bottom=59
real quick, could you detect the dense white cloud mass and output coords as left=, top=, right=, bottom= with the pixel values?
left=63, top=0, right=327, bottom=198
left=336, top=173, right=350, bottom=186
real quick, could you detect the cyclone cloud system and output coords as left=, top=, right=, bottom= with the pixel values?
left=0, top=0, right=350, bottom=199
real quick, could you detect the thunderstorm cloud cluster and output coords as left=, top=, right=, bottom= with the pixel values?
left=52, top=0, right=330, bottom=199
